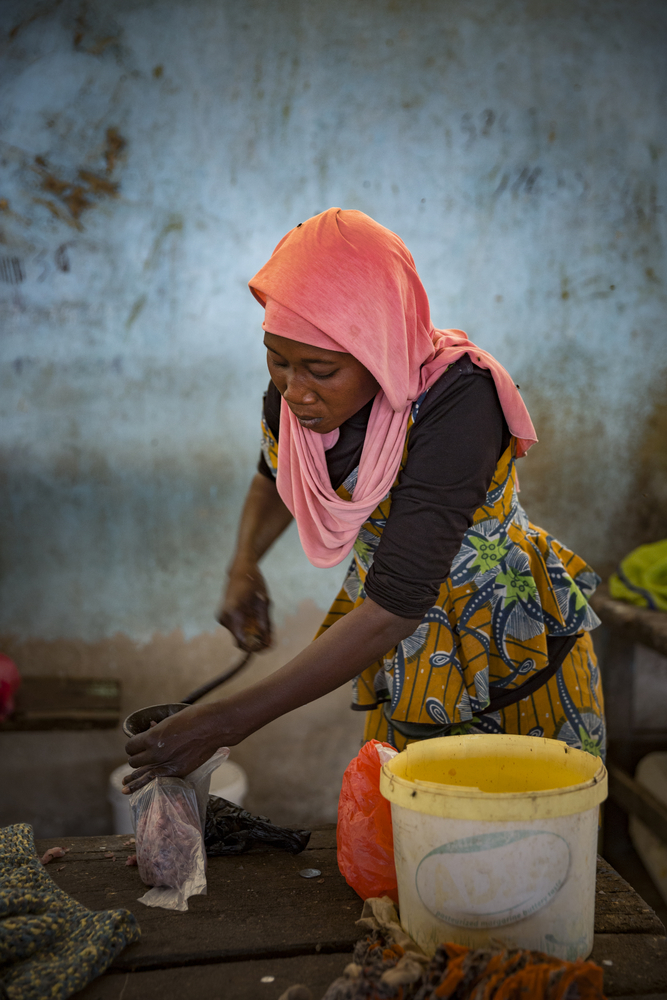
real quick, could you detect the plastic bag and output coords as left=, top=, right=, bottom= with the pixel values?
left=337, top=740, right=398, bottom=902
left=130, top=747, right=229, bottom=911
left=204, top=797, right=311, bottom=856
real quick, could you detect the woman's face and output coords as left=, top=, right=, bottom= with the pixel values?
left=264, top=332, right=380, bottom=434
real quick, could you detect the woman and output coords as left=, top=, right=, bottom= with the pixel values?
left=123, top=209, right=605, bottom=793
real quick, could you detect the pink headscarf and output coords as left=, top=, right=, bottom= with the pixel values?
left=249, top=208, right=537, bottom=568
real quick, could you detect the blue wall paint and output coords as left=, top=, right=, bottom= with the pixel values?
left=1, top=0, right=666, bottom=642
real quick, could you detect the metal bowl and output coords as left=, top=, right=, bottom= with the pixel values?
left=122, top=702, right=190, bottom=739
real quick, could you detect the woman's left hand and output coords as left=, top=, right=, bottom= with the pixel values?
left=121, top=702, right=242, bottom=794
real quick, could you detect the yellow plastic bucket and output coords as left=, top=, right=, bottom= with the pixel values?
left=380, top=734, right=607, bottom=960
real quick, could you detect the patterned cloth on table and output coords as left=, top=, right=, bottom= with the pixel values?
left=262, top=396, right=605, bottom=757
left=0, top=823, right=140, bottom=1000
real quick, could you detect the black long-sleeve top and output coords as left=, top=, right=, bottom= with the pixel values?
left=258, top=356, right=511, bottom=618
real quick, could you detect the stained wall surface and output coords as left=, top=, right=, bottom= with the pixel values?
left=1, top=0, right=665, bottom=834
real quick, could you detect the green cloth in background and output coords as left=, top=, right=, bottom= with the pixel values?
left=0, top=823, right=140, bottom=1000
left=609, top=538, right=667, bottom=611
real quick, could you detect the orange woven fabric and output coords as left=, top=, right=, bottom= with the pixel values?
left=321, top=928, right=605, bottom=1000
left=431, top=942, right=604, bottom=1000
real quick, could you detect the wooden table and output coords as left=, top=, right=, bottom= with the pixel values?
left=589, top=585, right=667, bottom=854
left=33, top=827, right=667, bottom=1000
left=0, top=677, right=121, bottom=731
left=589, top=584, right=667, bottom=772
left=590, top=584, right=667, bottom=659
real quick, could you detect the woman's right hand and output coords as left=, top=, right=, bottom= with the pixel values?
left=217, top=562, right=272, bottom=652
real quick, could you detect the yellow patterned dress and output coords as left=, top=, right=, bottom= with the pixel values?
left=261, top=394, right=605, bottom=758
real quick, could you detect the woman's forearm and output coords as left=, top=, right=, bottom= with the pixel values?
left=218, top=472, right=294, bottom=649
left=124, top=596, right=422, bottom=791
left=229, top=472, right=293, bottom=570
left=209, top=597, right=422, bottom=741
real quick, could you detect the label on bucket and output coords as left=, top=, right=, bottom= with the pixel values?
left=415, top=830, right=570, bottom=929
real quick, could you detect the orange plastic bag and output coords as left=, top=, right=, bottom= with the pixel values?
left=337, top=739, right=398, bottom=902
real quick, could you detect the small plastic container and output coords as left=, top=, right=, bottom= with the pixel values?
left=108, top=758, right=248, bottom=835
left=380, top=734, right=607, bottom=960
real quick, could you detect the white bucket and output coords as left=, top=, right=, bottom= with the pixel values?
left=209, top=759, right=248, bottom=806
left=108, top=758, right=248, bottom=835
left=108, top=764, right=135, bottom=836
left=380, top=734, right=607, bottom=961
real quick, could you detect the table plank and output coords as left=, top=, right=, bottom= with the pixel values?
left=590, top=585, right=667, bottom=658
left=36, top=834, right=665, bottom=953
left=69, top=939, right=667, bottom=1000
left=71, top=953, right=351, bottom=1000
left=0, top=677, right=121, bottom=731
left=36, top=829, right=364, bottom=971
left=70, top=942, right=667, bottom=1000
left=607, top=765, right=667, bottom=846
left=595, top=857, right=666, bottom=935
left=590, top=935, right=667, bottom=996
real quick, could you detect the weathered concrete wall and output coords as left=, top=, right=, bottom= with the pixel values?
left=1, top=0, right=665, bottom=834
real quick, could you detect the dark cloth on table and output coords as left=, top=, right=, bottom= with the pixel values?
left=204, top=796, right=310, bottom=856
left=0, top=823, right=139, bottom=1000
left=258, top=357, right=511, bottom=619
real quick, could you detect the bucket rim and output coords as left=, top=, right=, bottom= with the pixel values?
left=379, top=734, right=607, bottom=821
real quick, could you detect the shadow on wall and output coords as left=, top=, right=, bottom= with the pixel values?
left=0, top=601, right=363, bottom=837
